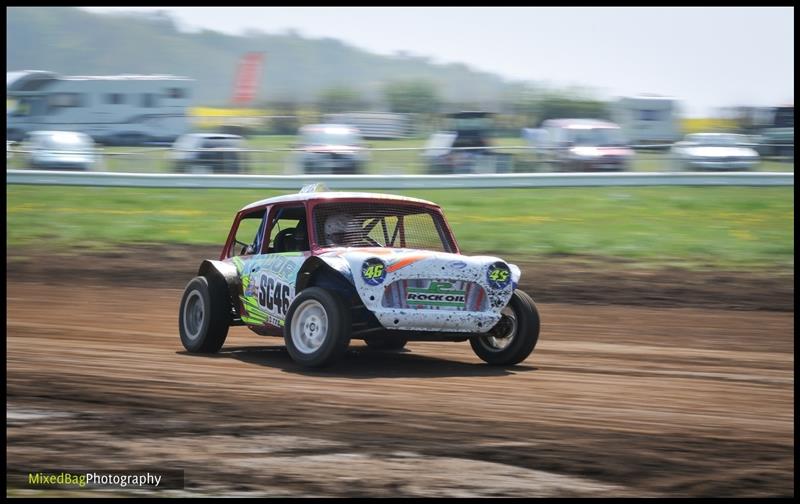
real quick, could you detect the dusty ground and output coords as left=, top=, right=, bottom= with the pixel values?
left=6, top=247, right=795, bottom=497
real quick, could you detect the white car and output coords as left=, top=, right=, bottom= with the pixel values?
left=171, top=133, right=248, bottom=174
left=531, top=119, right=635, bottom=172
left=289, top=124, right=369, bottom=174
left=25, top=131, right=99, bottom=171
left=671, top=133, right=760, bottom=171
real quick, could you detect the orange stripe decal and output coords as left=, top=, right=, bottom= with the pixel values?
left=387, top=254, right=428, bottom=273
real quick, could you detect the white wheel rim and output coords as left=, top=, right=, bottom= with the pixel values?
left=183, top=290, right=205, bottom=341
left=291, top=300, right=329, bottom=354
left=482, top=305, right=517, bottom=351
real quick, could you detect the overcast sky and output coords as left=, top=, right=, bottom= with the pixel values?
left=80, top=6, right=794, bottom=117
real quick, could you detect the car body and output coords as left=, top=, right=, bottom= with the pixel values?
left=179, top=184, right=541, bottom=368
left=24, top=130, right=99, bottom=171
left=533, top=119, right=634, bottom=172
left=670, top=133, right=760, bottom=171
left=422, top=111, right=513, bottom=174
left=758, top=106, right=793, bottom=159
left=171, top=133, right=247, bottom=174
left=290, top=124, right=368, bottom=174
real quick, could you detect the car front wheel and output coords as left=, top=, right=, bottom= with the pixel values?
left=470, top=290, right=540, bottom=366
left=179, top=276, right=231, bottom=353
left=284, top=287, right=351, bottom=367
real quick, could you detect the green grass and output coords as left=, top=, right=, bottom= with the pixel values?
left=6, top=185, right=794, bottom=270
left=7, top=135, right=794, bottom=174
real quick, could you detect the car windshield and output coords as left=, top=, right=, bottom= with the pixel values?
left=201, top=137, right=242, bottom=148
left=313, top=202, right=453, bottom=252
left=567, top=128, right=626, bottom=147
left=303, top=128, right=361, bottom=146
left=686, top=134, right=741, bottom=146
left=446, top=117, right=492, bottom=132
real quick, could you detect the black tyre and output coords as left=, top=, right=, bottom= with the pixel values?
left=284, top=287, right=351, bottom=367
left=470, top=290, right=540, bottom=366
left=364, top=334, right=408, bottom=351
left=179, top=276, right=231, bottom=353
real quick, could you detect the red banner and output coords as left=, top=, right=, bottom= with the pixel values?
left=232, top=52, right=264, bottom=105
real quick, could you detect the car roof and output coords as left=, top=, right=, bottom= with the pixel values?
left=300, top=124, right=359, bottom=133
left=542, top=118, right=621, bottom=129
left=28, top=131, right=93, bottom=142
left=29, top=130, right=90, bottom=137
left=240, top=191, right=439, bottom=213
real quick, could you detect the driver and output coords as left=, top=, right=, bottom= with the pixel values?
left=324, top=213, right=359, bottom=247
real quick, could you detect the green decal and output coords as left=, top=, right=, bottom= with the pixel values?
left=364, top=264, right=384, bottom=279
left=406, top=281, right=467, bottom=308
left=488, top=269, right=509, bottom=282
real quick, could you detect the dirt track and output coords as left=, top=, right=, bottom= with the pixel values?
left=6, top=249, right=795, bottom=497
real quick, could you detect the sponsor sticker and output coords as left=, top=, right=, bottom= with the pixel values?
left=487, top=262, right=511, bottom=289
left=361, top=257, right=387, bottom=286
left=406, top=281, right=466, bottom=308
left=448, top=261, right=468, bottom=270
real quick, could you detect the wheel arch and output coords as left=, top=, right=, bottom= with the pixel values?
left=197, top=259, right=242, bottom=321
left=295, top=256, right=357, bottom=299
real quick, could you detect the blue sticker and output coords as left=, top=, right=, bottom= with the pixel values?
left=486, top=262, right=511, bottom=289
left=361, top=257, right=387, bottom=286
left=448, top=261, right=468, bottom=270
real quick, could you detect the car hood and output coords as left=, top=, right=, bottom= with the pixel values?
left=570, top=146, right=634, bottom=158
left=303, top=145, right=362, bottom=154
left=679, top=146, right=758, bottom=158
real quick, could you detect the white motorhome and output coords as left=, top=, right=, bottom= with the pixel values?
left=7, top=70, right=194, bottom=145
left=611, top=95, right=681, bottom=145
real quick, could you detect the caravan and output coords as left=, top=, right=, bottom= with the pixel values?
left=611, top=95, right=682, bottom=145
left=7, top=70, right=193, bottom=145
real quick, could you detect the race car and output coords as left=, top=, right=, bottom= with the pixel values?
left=179, top=184, right=540, bottom=367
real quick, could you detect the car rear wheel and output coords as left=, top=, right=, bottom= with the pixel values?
left=179, top=276, right=231, bottom=353
left=470, top=289, right=540, bottom=366
left=284, top=287, right=351, bottom=367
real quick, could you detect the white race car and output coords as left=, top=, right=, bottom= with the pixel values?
left=179, top=184, right=541, bottom=367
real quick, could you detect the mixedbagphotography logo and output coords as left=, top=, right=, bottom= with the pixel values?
left=8, top=469, right=185, bottom=491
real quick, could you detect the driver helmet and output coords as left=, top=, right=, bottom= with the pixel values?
left=324, top=213, right=356, bottom=246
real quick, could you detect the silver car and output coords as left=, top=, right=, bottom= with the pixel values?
left=533, top=119, right=635, bottom=172
left=670, top=133, right=760, bottom=171
left=171, top=133, right=248, bottom=174
left=25, top=130, right=99, bottom=171
left=289, top=124, right=368, bottom=174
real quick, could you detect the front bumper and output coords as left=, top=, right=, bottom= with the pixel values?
left=374, top=309, right=501, bottom=334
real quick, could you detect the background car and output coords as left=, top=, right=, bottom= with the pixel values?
left=24, top=130, right=100, bottom=171
left=171, top=133, right=248, bottom=174
left=528, top=118, right=634, bottom=172
left=670, top=133, right=760, bottom=171
left=422, top=111, right=513, bottom=174
left=290, top=124, right=368, bottom=174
